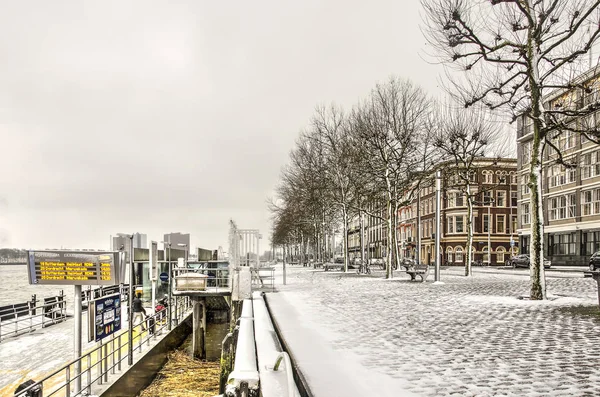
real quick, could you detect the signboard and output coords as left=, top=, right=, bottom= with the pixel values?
left=88, top=293, right=121, bottom=342
left=510, top=238, right=515, bottom=247
left=149, top=241, right=158, bottom=281
left=27, top=250, right=121, bottom=286
left=159, top=272, right=169, bottom=282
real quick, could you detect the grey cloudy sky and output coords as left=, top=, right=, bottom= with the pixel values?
left=0, top=1, right=444, bottom=251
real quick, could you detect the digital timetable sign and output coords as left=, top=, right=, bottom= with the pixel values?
left=27, top=250, right=122, bottom=286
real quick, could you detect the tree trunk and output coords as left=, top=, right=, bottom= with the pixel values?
left=300, top=231, right=305, bottom=266
left=359, top=211, right=364, bottom=265
left=528, top=28, right=547, bottom=300
left=385, top=168, right=393, bottom=279
left=466, top=187, right=474, bottom=277
left=343, top=205, right=349, bottom=272
left=393, top=192, right=400, bottom=272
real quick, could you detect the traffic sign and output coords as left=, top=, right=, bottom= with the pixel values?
left=510, top=239, right=515, bottom=247
left=159, top=272, right=169, bottom=282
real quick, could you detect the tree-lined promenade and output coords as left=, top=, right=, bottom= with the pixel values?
left=270, top=0, right=600, bottom=301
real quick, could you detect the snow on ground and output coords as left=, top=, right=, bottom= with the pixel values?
left=268, top=264, right=600, bottom=397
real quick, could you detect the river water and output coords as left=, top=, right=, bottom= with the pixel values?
left=0, top=264, right=75, bottom=307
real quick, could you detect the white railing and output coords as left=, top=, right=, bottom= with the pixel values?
left=175, top=266, right=231, bottom=292
left=14, top=297, right=192, bottom=397
left=226, top=299, right=259, bottom=397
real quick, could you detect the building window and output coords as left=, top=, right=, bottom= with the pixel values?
left=581, top=151, right=600, bottom=180
left=483, top=214, right=490, bottom=233
left=497, top=215, right=506, bottom=234
left=547, top=164, right=576, bottom=187
left=446, top=247, right=453, bottom=263
left=456, top=216, right=464, bottom=233
left=582, top=189, right=600, bottom=216
left=522, top=141, right=531, bottom=164
left=447, top=192, right=456, bottom=208
left=455, top=247, right=464, bottom=262
left=510, top=173, right=518, bottom=185
left=497, top=191, right=506, bottom=207
left=496, top=247, right=506, bottom=263
left=521, top=203, right=531, bottom=225
left=448, top=217, right=454, bottom=234
left=552, top=130, right=576, bottom=151
left=584, top=231, right=600, bottom=256
left=483, top=191, right=492, bottom=205
left=521, top=174, right=530, bottom=195
left=482, top=247, right=489, bottom=263
left=549, top=233, right=577, bottom=255
left=483, top=171, right=493, bottom=184
left=511, top=191, right=518, bottom=207
left=511, top=215, right=518, bottom=234
left=456, top=193, right=464, bottom=207
left=548, top=194, right=576, bottom=221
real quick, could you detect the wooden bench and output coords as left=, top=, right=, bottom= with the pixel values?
left=324, top=262, right=344, bottom=272
left=405, top=263, right=430, bottom=282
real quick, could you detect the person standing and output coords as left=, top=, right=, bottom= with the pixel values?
left=132, top=293, right=147, bottom=332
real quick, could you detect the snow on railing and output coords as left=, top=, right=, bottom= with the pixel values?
left=226, top=299, right=259, bottom=396
left=252, top=291, right=300, bottom=397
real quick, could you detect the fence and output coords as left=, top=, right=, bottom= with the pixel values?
left=0, top=294, right=67, bottom=342
left=13, top=297, right=193, bottom=397
left=0, top=286, right=133, bottom=344
left=174, top=265, right=231, bottom=292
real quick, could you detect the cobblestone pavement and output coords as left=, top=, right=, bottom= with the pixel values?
left=275, top=266, right=600, bottom=397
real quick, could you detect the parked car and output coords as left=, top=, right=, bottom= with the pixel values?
left=589, top=251, right=600, bottom=271
left=509, top=254, right=551, bottom=269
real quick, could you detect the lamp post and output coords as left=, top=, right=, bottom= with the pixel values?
left=177, top=243, right=188, bottom=267
left=175, top=243, right=188, bottom=326
left=435, top=170, right=442, bottom=281
left=117, top=233, right=135, bottom=366
left=487, top=198, right=495, bottom=265
left=160, top=239, right=172, bottom=331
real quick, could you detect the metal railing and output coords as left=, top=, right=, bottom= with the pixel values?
left=14, top=297, right=193, bottom=397
left=251, top=267, right=275, bottom=291
left=226, top=299, right=259, bottom=397
left=174, top=266, right=231, bottom=292
left=0, top=299, right=67, bottom=342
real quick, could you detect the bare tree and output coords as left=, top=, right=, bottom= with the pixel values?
left=433, top=104, right=506, bottom=276
left=310, top=104, right=359, bottom=272
left=350, top=77, right=432, bottom=278
left=422, top=0, right=600, bottom=299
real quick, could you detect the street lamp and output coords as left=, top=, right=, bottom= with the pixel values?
left=487, top=198, right=495, bottom=265
left=177, top=243, right=188, bottom=267
left=160, top=239, right=173, bottom=331
left=117, top=233, right=135, bottom=366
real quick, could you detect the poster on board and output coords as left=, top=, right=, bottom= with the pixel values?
left=88, top=293, right=122, bottom=342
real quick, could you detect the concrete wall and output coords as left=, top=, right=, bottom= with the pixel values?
left=206, top=309, right=230, bottom=360
left=99, top=314, right=192, bottom=397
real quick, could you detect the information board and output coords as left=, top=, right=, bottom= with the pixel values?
left=88, top=293, right=122, bottom=342
left=27, top=250, right=121, bottom=286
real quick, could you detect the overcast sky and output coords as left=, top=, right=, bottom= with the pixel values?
left=0, top=1, right=448, bottom=251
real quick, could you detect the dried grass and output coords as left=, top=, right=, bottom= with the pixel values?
left=139, top=350, right=221, bottom=397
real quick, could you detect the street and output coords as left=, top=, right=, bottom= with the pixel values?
left=270, top=265, right=600, bottom=396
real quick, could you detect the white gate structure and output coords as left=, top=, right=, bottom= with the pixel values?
left=229, top=221, right=261, bottom=268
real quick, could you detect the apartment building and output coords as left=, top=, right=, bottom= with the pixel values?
left=403, top=158, right=518, bottom=265
left=516, top=68, right=600, bottom=265
left=347, top=158, right=518, bottom=265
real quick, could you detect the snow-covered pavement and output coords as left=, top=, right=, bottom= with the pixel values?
left=267, top=265, right=600, bottom=397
